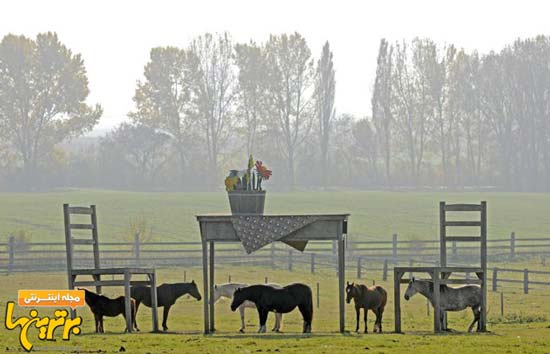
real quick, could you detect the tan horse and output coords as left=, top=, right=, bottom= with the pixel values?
left=346, top=281, right=387, bottom=333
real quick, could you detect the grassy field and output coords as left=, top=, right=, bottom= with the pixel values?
left=1, top=189, right=550, bottom=243
left=0, top=266, right=549, bottom=353
left=0, top=190, right=549, bottom=352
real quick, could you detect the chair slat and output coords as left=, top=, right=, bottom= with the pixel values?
left=444, top=204, right=482, bottom=212
left=445, top=221, right=481, bottom=227
left=70, top=223, right=94, bottom=230
left=72, top=238, right=95, bottom=245
left=68, top=206, right=93, bottom=215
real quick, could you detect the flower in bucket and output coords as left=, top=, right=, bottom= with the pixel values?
left=255, top=160, right=272, bottom=191
left=225, top=155, right=272, bottom=191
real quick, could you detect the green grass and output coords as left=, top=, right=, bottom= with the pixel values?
left=1, top=189, right=550, bottom=243
left=1, top=190, right=550, bottom=352
left=0, top=266, right=549, bottom=353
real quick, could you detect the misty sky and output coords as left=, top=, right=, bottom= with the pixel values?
left=2, top=0, right=550, bottom=133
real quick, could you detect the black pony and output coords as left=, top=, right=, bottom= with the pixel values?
left=131, top=280, right=202, bottom=331
left=230, top=283, right=313, bottom=333
left=81, top=288, right=137, bottom=333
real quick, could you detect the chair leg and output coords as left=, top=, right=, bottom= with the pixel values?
left=124, top=271, right=132, bottom=333
left=68, top=274, right=77, bottom=319
left=150, top=272, right=159, bottom=332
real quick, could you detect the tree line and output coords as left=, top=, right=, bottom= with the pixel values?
left=0, top=32, right=549, bottom=191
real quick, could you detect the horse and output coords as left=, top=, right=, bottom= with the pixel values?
left=214, top=282, right=283, bottom=332
left=81, top=288, right=137, bottom=333
left=345, top=281, right=387, bottom=333
left=131, top=280, right=202, bottom=331
left=230, top=283, right=313, bottom=333
left=404, top=277, right=482, bottom=332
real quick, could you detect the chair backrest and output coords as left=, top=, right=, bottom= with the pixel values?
left=439, top=201, right=487, bottom=271
left=63, top=204, right=100, bottom=272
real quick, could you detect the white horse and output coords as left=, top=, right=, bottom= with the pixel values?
left=214, top=282, right=283, bottom=333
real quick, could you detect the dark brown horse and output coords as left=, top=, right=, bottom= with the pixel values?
left=230, top=283, right=313, bottom=333
left=131, top=280, right=202, bottom=331
left=82, top=288, right=137, bottom=333
left=346, top=281, right=387, bottom=333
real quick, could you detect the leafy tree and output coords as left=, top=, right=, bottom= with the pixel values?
left=314, top=41, right=336, bottom=188
left=372, top=39, right=394, bottom=186
left=0, top=32, right=102, bottom=189
left=130, top=46, right=200, bottom=186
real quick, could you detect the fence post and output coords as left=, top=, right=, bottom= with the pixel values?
left=265, top=277, right=268, bottom=284
left=392, top=234, right=398, bottom=259
left=500, top=292, right=504, bottom=317
left=452, top=240, right=457, bottom=257
left=383, top=259, right=388, bottom=281
left=492, top=268, right=498, bottom=291
left=228, top=274, right=231, bottom=283
left=134, top=233, right=140, bottom=267
left=8, top=235, right=15, bottom=273
left=184, top=270, right=187, bottom=282
left=288, top=250, right=293, bottom=272
left=523, top=268, right=529, bottom=294
left=310, top=253, right=315, bottom=274
left=409, top=259, right=413, bottom=279
left=510, top=232, right=516, bottom=260
left=357, top=257, right=362, bottom=279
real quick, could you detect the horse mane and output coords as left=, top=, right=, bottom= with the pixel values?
left=428, top=282, right=449, bottom=293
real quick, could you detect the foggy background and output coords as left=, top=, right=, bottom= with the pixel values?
left=1, top=0, right=550, bottom=192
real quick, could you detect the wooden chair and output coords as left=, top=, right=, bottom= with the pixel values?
left=63, top=204, right=159, bottom=332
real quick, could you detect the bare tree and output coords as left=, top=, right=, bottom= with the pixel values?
left=234, top=41, right=268, bottom=156
left=190, top=33, right=236, bottom=187
left=264, top=32, right=314, bottom=189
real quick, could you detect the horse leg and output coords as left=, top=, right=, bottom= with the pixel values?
left=257, top=308, right=268, bottom=333
left=162, top=305, right=171, bottom=331
left=273, top=312, right=282, bottom=332
left=373, top=308, right=379, bottom=333
left=363, top=308, right=368, bottom=334
left=93, top=313, right=100, bottom=333
left=355, top=307, right=360, bottom=333
left=378, top=306, right=385, bottom=333
left=467, top=306, right=479, bottom=333
left=239, top=305, right=246, bottom=333
left=133, top=301, right=140, bottom=332
left=298, top=302, right=313, bottom=333
left=99, top=315, right=104, bottom=333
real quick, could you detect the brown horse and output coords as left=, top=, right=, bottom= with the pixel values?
left=81, top=288, right=137, bottom=333
left=346, top=281, right=387, bottom=333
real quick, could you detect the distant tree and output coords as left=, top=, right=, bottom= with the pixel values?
left=189, top=32, right=237, bottom=187
left=372, top=39, right=394, bottom=186
left=264, top=32, right=314, bottom=189
left=314, top=41, right=336, bottom=188
left=352, top=117, right=378, bottom=179
left=130, top=46, right=200, bottom=186
left=234, top=41, right=268, bottom=156
left=101, top=123, right=170, bottom=187
left=0, top=32, right=102, bottom=189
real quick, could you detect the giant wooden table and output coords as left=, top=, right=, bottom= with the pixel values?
left=196, top=213, right=349, bottom=334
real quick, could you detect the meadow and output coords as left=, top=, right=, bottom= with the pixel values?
left=1, top=189, right=550, bottom=243
left=0, top=190, right=549, bottom=353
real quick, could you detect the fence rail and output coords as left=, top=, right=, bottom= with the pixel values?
left=2, top=232, right=550, bottom=294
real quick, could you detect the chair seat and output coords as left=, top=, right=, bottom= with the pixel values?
left=74, top=279, right=152, bottom=287
left=70, top=267, right=155, bottom=275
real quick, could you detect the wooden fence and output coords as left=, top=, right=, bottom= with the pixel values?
left=1, top=233, right=550, bottom=294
